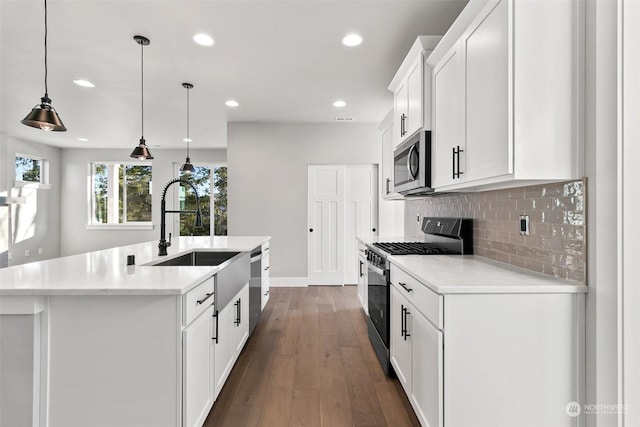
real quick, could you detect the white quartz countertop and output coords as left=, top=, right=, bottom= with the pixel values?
left=389, top=255, right=587, bottom=294
left=0, top=236, right=270, bottom=296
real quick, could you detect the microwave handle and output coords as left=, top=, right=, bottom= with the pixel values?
left=407, top=145, right=419, bottom=179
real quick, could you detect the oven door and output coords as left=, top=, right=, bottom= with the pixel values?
left=367, top=262, right=389, bottom=347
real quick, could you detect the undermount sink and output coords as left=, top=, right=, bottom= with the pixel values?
left=150, top=251, right=241, bottom=267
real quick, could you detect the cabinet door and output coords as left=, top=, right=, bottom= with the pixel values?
left=394, top=81, right=408, bottom=148
left=405, top=56, right=424, bottom=138
left=411, top=310, right=443, bottom=427
left=432, top=41, right=465, bottom=188
left=214, top=302, right=235, bottom=398
left=234, top=285, right=250, bottom=354
left=381, top=123, right=396, bottom=199
left=183, top=305, right=215, bottom=427
left=357, top=254, right=368, bottom=313
left=261, top=252, right=270, bottom=310
left=390, top=286, right=412, bottom=393
left=464, top=0, right=510, bottom=182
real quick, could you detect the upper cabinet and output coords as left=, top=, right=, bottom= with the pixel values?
left=429, top=0, right=584, bottom=191
left=379, top=109, right=402, bottom=200
left=389, top=36, right=442, bottom=148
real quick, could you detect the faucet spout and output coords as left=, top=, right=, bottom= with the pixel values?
left=158, top=178, right=203, bottom=256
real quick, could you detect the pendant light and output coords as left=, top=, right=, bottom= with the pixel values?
left=130, top=35, right=154, bottom=160
left=21, top=0, right=66, bottom=132
left=180, top=83, right=195, bottom=174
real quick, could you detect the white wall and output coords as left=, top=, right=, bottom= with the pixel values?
left=0, top=133, right=61, bottom=267
left=585, top=0, right=620, bottom=425
left=621, top=0, right=639, bottom=423
left=227, top=122, right=381, bottom=282
left=60, top=148, right=226, bottom=256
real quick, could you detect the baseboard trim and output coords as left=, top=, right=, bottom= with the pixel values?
left=270, top=277, right=309, bottom=287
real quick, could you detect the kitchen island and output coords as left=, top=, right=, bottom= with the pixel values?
left=0, top=236, right=270, bottom=427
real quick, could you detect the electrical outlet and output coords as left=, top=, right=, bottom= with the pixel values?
left=38, top=248, right=44, bottom=255
left=7, top=252, right=12, bottom=260
left=25, top=249, right=30, bottom=257
left=520, top=215, right=530, bottom=236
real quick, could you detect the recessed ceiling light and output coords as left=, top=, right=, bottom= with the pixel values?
left=77, top=138, right=89, bottom=142
left=333, top=100, right=347, bottom=108
left=342, top=33, right=363, bottom=47
left=193, top=33, right=214, bottom=46
left=73, top=79, right=95, bottom=88
left=225, top=100, right=239, bottom=107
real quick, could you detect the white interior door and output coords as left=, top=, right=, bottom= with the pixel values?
left=308, top=165, right=344, bottom=285
left=308, top=165, right=377, bottom=286
left=344, top=165, right=378, bottom=284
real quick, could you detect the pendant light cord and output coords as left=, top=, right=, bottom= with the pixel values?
left=186, top=86, right=190, bottom=157
left=140, top=40, right=144, bottom=138
left=44, top=0, right=48, bottom=97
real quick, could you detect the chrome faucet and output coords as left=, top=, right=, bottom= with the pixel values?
left=159, top=178, right=203, bottom=256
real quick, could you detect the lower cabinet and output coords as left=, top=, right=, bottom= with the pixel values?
left=390, top=263, right=584, bottom=427
left=214, top=282, right=249, bottom=399
left=261, top=243, right=270, bottom=310
left=183, top=305, right=215, bottom=427
left=390, top=285, right=443, bottom=427
left=357, top=243, right=368, bottom=313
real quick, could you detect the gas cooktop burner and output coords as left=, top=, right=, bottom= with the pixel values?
left=372, top=242, right=458, bottom=255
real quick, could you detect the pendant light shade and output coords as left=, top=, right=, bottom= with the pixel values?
left=130, top=35, right=153, bottom=160
left=180, top=82, right=195, bottom=173
left=21, top=0, right=66, bottom=132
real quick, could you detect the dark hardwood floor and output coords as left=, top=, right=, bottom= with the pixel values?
left=204, top=286, right=420, bottom=427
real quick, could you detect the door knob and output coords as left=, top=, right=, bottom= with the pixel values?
left=309, top=228, right=313, bottom=232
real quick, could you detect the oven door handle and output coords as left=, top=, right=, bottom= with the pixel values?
left=367, top=263, right=386, bottom=278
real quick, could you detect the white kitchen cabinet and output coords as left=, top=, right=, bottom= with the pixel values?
left=390, top=271, right=443, bottom=427
left=390, top=286, right=412, bottom=390
left=261, top=242, right=270, bottom=310
left=214, top=282, right=249, bottom=399
left=183, top=304, right=215, bottom=427
left=411, top=305, right=443, bottom=427
left=389, top=36, right=441, bottom=148
left=234, top=285, right=250, bottom=354
left=428, top=0, right=583, bottom=192
left=356, top=241, right=368, bottom=313
left=213, top=297, right=234, bottom=399
left=432, top=40, right=465, bottom=188
left=389, top=262, right=584, bottom=427
left=379, top=110, right=404, bottom=200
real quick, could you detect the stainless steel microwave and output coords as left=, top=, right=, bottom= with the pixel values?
left=393, top=131, right=433, bottom=196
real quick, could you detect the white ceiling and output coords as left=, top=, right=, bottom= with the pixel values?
left=0, top=0, right=467, bottom=149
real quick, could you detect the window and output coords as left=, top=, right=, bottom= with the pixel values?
left=90, top=162, right=152, bottom=227
left=15, top=154, right=50, bottom=188
left=178, top=166, right=227, bottom=236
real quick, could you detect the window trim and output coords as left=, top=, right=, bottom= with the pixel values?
left=88, top=161, right=153, bottom=227
left=14, top=153, right=51, bottom=189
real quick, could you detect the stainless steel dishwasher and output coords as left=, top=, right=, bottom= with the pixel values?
left=249, top=248, right=262, bottom=335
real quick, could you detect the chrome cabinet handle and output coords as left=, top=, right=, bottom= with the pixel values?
left=196, top=292, right=214, bottom=305
left=386, top=178, right=391, bottom=195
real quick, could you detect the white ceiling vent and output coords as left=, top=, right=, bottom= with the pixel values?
left=335, top=117, right=354, bottom=122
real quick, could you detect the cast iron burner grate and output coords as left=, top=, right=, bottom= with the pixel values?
left=372, top=242, right=458, bottom=255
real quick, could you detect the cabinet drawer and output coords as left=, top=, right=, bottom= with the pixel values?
left=391, top=266, right=442, bottom=329
left=183, top=276, right=215, bottom=326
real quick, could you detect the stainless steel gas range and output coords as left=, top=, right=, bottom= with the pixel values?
left=364, top=217, right=473, bottom=376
